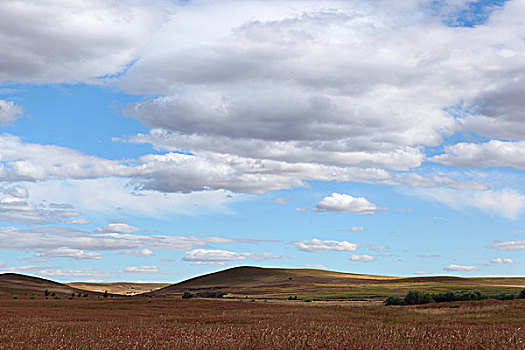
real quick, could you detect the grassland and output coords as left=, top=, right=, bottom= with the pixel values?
left=67, top=282, right=170, bottom=295
left=144, top=266, right=525, bottom=300
left=0, top=295, right=523, bottom=349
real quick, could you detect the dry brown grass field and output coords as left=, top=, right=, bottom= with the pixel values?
left=66, top=282, right=170, bottom=296
left=0, top=295, right=523, bottom=349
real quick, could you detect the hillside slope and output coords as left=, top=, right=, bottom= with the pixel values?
left=0, top=273, right=102, bottom=298
left=142, top=266, right=525, bottom=299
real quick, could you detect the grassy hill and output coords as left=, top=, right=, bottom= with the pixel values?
left=142, top=266, right=525, bottom=300
left=0, top=273, right=103, bottom=299
left=67, top=282, right=170, bottom=295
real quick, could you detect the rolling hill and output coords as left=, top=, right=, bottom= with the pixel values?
left=141, top=266, right=525, bottom=299
left=0, top=273, right=103, bottom=298
left=67, top=282, right=170, bottom=295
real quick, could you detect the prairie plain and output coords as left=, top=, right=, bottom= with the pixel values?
left=0, top=296, right=524, bottom=349
left=1, top=268, right=525, bottom=349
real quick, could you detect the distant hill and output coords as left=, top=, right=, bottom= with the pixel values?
left=0, top=273, right=102, bottom=298
left=141, top=266, right=525, bottom=299
left=67, top=282, right=170, bottom=296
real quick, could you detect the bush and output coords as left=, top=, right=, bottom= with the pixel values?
left=404, top=291, right=434, bottom=305
left=83, top=293, right=88, bottom=298
left=103, top=290, right=108, bottom=298
left=77, top=293, right=82, bottom=297
left=13, top=295, right=18, bottom=299
left=182, top=291, right=193, bottom=299
left=493, top=293, right=515, bottom=300
left=44, top=289, right=51, bottom=297
left=288, top=295, right=298, bottom=300
left=384, top=296, right=404, bottom=306
left=518, top=289, right=525, bottom=299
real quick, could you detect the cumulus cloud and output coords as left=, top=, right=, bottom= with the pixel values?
left=0, top=226, right=261, bottom=259
left=94, top=223, right=142, bottom=234
left=114, top=0, right=525, bottom=183
left=350, top=254, right=375, bottom=262
left=119, top=266, right=160, bottom=274
left=35, top=248, right=103, bottom=260
left=0, top=0, right=166, bottom=84
left=314, top=193, right=379, bottom=214
left=431, top=140, right=525, bottom=170
left=488, top=240, right=525, bottom=251
left=183, top=249, right=284, bottom=262
left=0, top=100, right=23, bottom=125
left=443, top=264, right=479, bottom=272
left=65, top=219, right=92, bottom=225
left=490, top=258, right=514, bottom=264
left=292, top=238, right=357, bottom=252
left=119, top=249, right=155, bottom=257
left=38, top=268, right=115, bottom=278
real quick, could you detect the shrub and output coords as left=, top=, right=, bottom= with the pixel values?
left=44, top=289, right=51, bottom=297
left=103, top=290, right=108, bottom=298
left=288, top=295, right=298, bottom=300
left=30, top=295, right=35, bottom=300
left=518, top=289, right=525, bottom=299
left=83, top=293, right=88, bottom=298
left=493, top=293, right=515, bottom=300
left=182, top=291, right=193, bottom=299
left=384, top=296, right=404, bottom=306
left=13, top=296, right=17, bottom=299
left=51, top=292, right=55, bottom=297
left=77, top=293, right=82, bottom=297
left=404, top=291, right=434, bottom=305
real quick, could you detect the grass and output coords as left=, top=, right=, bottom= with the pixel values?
left=0, top=296, right=523, bottom=349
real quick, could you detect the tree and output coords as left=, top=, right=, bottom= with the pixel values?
left=103, top=290, right=109, bottom=298
left=44, top=289, right=50, bottom=297
left=182, top=291, right=193, bottom=299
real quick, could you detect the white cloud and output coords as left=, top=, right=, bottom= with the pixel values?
left=7, top=265, right=55, bottom=272
left=115, top=0, right=525, bottom=183
left=490, top=258, right=514, bottom=264
left=119, top=266, right=160, bottom=274
left=443, top=264, right=479, bottom=272
left=0, top=226, right=261, bottom=258
left=314, top=193, right=378, bottom=214
left=183, top=249, right=285, bottom=262
left=350, top=254, right=375, bottom=262
left=300, top=264, right=328, bottom=269
left=406, top=187, right=525, bottom=219
left=35, top=248, right=103, bottom=260
left=190, top=261, right=228, bottom=267
left=431, top=140, right=525, bottom=170
left=0, top=100, right=23, bottom=125
left=0, top=0, right=167, bottom=84
left=292, top=238, right=357, bottom=252
left=0, top=195, right=81, bottom=225
left=119, top=248, right=155, bottom=257
left=65, top=219, right=92, bottom=225
left=488, top=240, right=525, bottom=251
left=94, top=223, right=142, bottom=234
left=336, top=227, right=364, bottom=232
left=38, top=268, right=115, bottom=278
left=2, top=186, right=28, bottom=199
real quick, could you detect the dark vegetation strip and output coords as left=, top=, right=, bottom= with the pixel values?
left=385, top=288, right=525, bottom=305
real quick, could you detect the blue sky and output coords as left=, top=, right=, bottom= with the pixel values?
left=0, top=0, right=524, bottom=282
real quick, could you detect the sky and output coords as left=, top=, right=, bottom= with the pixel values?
left=0, top=0, right=524, bottom=282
